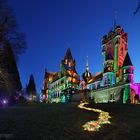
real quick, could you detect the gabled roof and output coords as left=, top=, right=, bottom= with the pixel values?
left=43, top=69, right=58, bottom=79
left=123, top=53, right=133, bottom=67
left=64, top=48, right=73, bottom=61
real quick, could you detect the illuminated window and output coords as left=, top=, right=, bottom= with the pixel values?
left=123, top=69, right=126, bottom=74
left=68, top=77, right=72, bottom=82
left=65, top=59, right=68, bottom=64
left=68, top=62, right=71, bottom=67
left=49, top=77, right=52, bottom=82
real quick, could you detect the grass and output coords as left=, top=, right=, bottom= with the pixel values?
left=0, top=102, right=140, bottom=140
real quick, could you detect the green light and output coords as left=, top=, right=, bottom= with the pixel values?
left=123, top=86, right=130, bottom=103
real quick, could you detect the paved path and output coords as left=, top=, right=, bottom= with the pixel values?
left=78, top=102, right=111, bottom=131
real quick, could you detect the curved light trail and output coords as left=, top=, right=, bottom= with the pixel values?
left=78, top=102, right=111, bottom=132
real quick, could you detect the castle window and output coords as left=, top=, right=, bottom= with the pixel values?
left=68, top=62, right=71, bottom=67
left=65, top=59, right=68, bottom=64
left=123, top=69, right=126, bottom=74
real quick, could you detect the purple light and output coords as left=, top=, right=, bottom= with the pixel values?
left=3, top=100, right=7, bottom=104
left=2, top=99, right=8, bottom=105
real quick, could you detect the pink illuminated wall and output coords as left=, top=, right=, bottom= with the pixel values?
left=130, top=83, right=140, bottom=100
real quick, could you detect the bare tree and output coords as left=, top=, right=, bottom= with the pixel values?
left=0, top=0, right=26, bottom=60
left=134, top=0, right=140, bottom=15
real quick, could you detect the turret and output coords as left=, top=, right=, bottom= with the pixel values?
left=40, top=69, right=49, bottom=102
left=61, top=48, right=77, bottom=72
left=101, top=25, right=128, bottom=86
left=82, top=56, right=92, bottom=89
left=122, top=53, right=134, bottom=83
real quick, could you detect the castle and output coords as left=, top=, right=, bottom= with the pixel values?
left=40, top=48, right=80, bottom=103
left=40, top=25, right=140, bottom=104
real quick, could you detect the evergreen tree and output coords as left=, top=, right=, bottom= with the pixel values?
left=0, top=44, right=22, bottom=96
left=3, top=44, right=22, bottom=91
left=26, top=74, right=36, bottom=96
left=0, top=0, right=26, bottom=97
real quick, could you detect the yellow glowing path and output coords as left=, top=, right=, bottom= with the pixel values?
left=78, top=102, right=111, bottom=132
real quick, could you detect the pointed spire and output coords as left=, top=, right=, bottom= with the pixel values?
left=123, top=53, right=133, bottom=67
left=64, top=48, right=73, bottom=61
left=82, top=56, right=92, bottom=83
left=44, top=68, right=48, bottom=79
left=86, top=56, right=89, bottom=71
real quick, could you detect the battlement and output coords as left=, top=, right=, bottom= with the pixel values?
left=102, top=25, right=128, bottom=45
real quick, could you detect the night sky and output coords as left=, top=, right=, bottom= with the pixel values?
left=8, top=0, right=140, bottom=94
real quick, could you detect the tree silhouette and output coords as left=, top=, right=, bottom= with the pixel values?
left=134, top=0, right=140, bottom=15
left=0, top=0, right=26, bottom=97
left=26, top=74, right=36, bottom=96
left=0, top=0, right=26, bottom=60
left=0, top=44, right=22, bottom=96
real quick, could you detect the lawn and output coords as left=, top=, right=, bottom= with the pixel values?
left=0, top=103, right=140, bottom=140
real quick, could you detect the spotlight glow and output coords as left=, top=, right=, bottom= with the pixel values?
left=1, top=99, right=8, bottom=106
left=3, top=100, right=7, bottom=104
left=78, top=102, right=111, bottom=131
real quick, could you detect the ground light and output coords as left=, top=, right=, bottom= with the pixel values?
left=78, top=102, right=111, bottom=131
left=0, top=98, right=8, bottom=106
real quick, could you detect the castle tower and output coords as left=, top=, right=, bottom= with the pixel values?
left=60, top=48, right=77, bottom=73
left=40, top=69, right=55, bottom=102
left=60, top=48, right=80, bottom=93
left=86, top=56, right=89, bottom=71
left=82, top=56, right=92, bottom=89
left=82, top=56, right=92, bottom=83
left=40, top=69, right=49, bottom=102
left=102, top=25, right=128, bottom=85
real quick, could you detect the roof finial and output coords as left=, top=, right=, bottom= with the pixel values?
left=86, top=56, right=89, bottom=71
left=114, top=11, right=117, bottom=29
